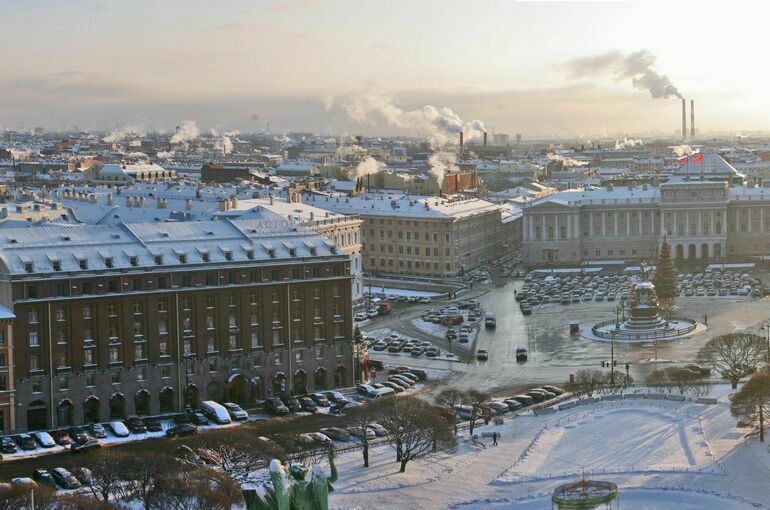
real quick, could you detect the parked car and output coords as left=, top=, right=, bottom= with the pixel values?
left=32, top=468, right=57, bottom=489
left=71, top=467, right=94, bottom=486
left=145, top=419, right=163, bottom=432
left=166, top=424, right=199, bottom=437
left=284, top=397, right=303, bottom=413
left=368, top=423, right=389, bottom=436
left=70, top=438, right=101, bottom=454
left=324, top=391, right=350, bottom=406
left=10, top=477, right=36, bottom=488
left=265, top=398, right=290, bottom=415
left=347, top=427, right=376, bottom=441
left=542, top=385, right=565, bottom=395
left=310, top=393, right=331, bottom=407
left=223, top=402, right=248, bottom=421
left=90, top=423, right=107, bottom=439
left=298, top=432, right=331, bottom=446
left=108, top=421, right=129, bottom=437
left=503, top=399, right=525, bottom=411
left=389, top=375, right=413, bottom=387
left=382, top=381, right=405, bottom=393
left=51, top=467, right=81, bottom=489
left=319, top=427, right=351, bottom=442
left=476, top=349, right=489, bottom=361
left=33, top=431, right=56, bottom=448
left=525, top=391, right=546, bottom=403
left=188, top=412, right=210, bottom=426
left=1, top=436, right=16, bottom=453
left=50, top=430, right=73, bottom=447
left=486, top=402, right=510, bottom=414
left=299, top=397, right=318, bottom=412
left=126, top=416, right=148, bottom=434
left=201, top=401, right=232, bottom=424
left=357, top=384, right=377, bottom=397
left=15, top=434, right=36, bottom=451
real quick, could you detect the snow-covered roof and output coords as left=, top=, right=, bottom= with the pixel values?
left=0, top=219, right=342, bottom=276
left=669, top=153, right=745, bottom=182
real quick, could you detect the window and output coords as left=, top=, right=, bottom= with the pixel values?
left=158, top=299, right=168, bottom=312
left=83, top=305, right=93, bottom=319
left=134, top=344, right=145, bottom=360
left=109, top=346, right=121, bottom=363
left=228, top=314, right=237, bottom=328
left=133, top=301, right=142, bottom=314
left=228, top=295, right=236, bottom=307
left=57, top=351, right=68, bottom=368
left=228, top=334, right=238, bottom=350
left=84, top=349, right=94, bottom=365
left=314, top=326, right=323, bottom=341
left=206, top=316, right=215, bottom=329
left=316, top=345, right=325, bottom=358
left=313, top=287, right=321, bottom=299
left=250, top=313, right=258, bottom=326
left=250, top=292, right=257, bottom=305
left=273, top=330, right=282, bottom=345
left=29, top=331, right=39, bottom=347
left=133, top=321, right=143, bottom=336
left=205, top=296, right=214, bottom=308
left=30, top=354, right=40, bottom=370
left=137, top=367, right=147, bottom=381
left=86, top=373, right=96, bottom=386
left=107, top=303, right=117, bottom=316
left=207, top=336, right=216, bottom=353
left=28, top=310, right=38, bottom=323
left=295, top=350, right=304, bottom=362
left=158, top=319, right=168, bottom=335
left=159, top=340, right=169, bottom=356
left=335, top=342, right=345, bottom=356
left=251, top=331, right=261, bottom=349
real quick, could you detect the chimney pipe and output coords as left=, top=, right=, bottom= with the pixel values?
left=681, top=98, right=687, bottom=141
left=690, top=99, right=695, bottom=139
left=459, top=132, right=464, bottom=158
left=483, top=131, right=488, bottom=147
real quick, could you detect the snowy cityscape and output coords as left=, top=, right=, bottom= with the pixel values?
left=3, top=1, right=770, bottom=509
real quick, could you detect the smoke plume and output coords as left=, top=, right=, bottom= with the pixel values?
left=351, top=156, right=385, bottom=179
left=210, top=129, right=234, bottom=155
left=547, top=153, right=589, bottom=168
left=329, top=92, right=486, bottom=145
left=170, top=120, right=200, bottom=150
left=671, top=145, right=693, bottom=157
left=103, top=125, right=145, bottom=143
left=614, top=137, right=643, bottom=150
left=336, top=144, right=368, bottom=159
left=566, top=50, right=682, bottom=99
left=428, top=152, right=459, bottom=187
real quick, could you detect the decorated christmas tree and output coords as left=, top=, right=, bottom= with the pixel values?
left=653, top=233, right=677, bottom=315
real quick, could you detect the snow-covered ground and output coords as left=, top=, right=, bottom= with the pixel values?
left=322, top=385, right=770, bottom=509
left=367, top=288, right=443, bottom=298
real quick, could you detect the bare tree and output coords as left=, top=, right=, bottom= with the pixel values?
left=378, top=396, right=453, bottom=472
left=344, top=401, right=381, bottom=467
left=152, top=467, right=243, bottom=510
left=731, top=370, right=770, bottom=442
left=602, top=371, right=633, bottom=395
left=568, top=369, right=606, bottom=399
left=435, top=388, right=465, bottom=435
left=696, top=333, right=768, bottom=389
left=0, top=485, right=58, bottom=510
left=190, top=429, right=276, bottom=483
left=85, top=448, right=129, bottom=502
left=463, top=389, right=490, bottom=436
left=118, top=452, right=177, bottom=509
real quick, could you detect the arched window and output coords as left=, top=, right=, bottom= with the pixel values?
left=314, top=368, right=328, bottom=390
left=334, top=365, right=347, bottom=388
left=57, top=399, right=74, bottom=427
left=159, top=387, right=175, bottom=413
left=109, top=393, right=125, bottom=420
left=135, top=390, right=150, bottom=416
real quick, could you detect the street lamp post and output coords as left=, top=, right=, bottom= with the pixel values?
left=610, top=329, right=616, bottom=385
left=761, top=323, right=770, bottom=365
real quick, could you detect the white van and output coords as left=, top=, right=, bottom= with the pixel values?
left=370, top=387, right=395, bottom=399
left=200, top=401, right=232, bottom=424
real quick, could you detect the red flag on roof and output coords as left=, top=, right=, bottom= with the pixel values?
left=677, top=156, right=688, bottom=165
left=692, top=153, right=703, bottom=163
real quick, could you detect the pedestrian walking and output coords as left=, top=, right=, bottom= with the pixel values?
left=492, top=432, right=498, bottom=446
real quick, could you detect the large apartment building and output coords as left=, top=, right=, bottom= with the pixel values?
left=302, top=191, right=520, bottom=277
left=0, top=219, right=354, bottom=432
left=522, top=153, right=770, bottom=266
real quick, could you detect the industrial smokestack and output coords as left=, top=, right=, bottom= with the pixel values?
left=681, top=98, right=687, bottom=141
left=459, top=132, right=464, bottom=158
left=483, top=131, right=488, bottom=147
left=690, top=99, right=695, bottom=139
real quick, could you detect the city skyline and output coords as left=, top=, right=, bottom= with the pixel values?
left=2, top=0, right=768, bottom=137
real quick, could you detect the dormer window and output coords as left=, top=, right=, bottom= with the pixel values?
left=79, top=259, right=88, bottom=270
left=202, top=253, right=210, bottom=262
left=309, top=247, right=317, bottom=256
left=154, top=255, right=163, bottom=265
left=52, top=261, right=61, bottom=272
left=288, top=248, right=296, bottom=257
left=245, top=250, right=254, bottom=259
left=104, top=257, right=113, bottom=269
left=129, top=256, right=138, bottom=267
left=268, top=249, right=276, bottom=259
left=224, top=252, right=232, bottom=261
left=24, top=262, right=33, bottom=274
left=179, top=254, right=187, bottom=264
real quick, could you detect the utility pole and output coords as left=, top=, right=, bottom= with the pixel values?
left=610, top=330, right=616, bottom=385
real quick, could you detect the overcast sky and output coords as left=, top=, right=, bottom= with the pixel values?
left=0, top=0, right=765, bottom=137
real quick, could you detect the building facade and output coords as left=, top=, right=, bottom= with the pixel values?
left=522, top=154, right=770, bottom=267
left=0, top=219, right=354, bottom=432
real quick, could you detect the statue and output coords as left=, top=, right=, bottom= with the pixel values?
left=639, top=261, right=650, bottom=282
left=243, top=447, right=338, bottom=510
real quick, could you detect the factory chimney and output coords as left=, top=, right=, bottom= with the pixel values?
left=681, top=98, right=687, bottom=141
left=459, top=132, right=464, bottom=158
left=483, top=131, right=488, bottom=147
left=690, top=99, right=695, bottom=139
